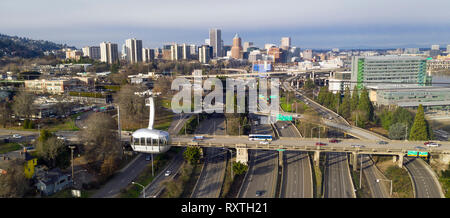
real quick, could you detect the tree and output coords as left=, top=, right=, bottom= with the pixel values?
left=0, top=102, right=12, bottom=128
left=232, top=161, right=248, bottom=175
left=379, top=109, right=394, bottom=130
left=350, top=87, right=359, bottom=111
left=389, top=122, right=408, bottom=140
left=303, top=79, right=315, bottom=90
left=36, top=136, right=65, bottom=168
left=183, top=146, right=201, bottom=164
left=357, top=88, right=373, bottom=123
left=152, top=76, right=173, bottom=95
left=115, top=84, right=149, bottom=129
left=339, top=87, right=351, bottom=119
left=81, top=113, right=122, bottom=173
left=409, top=104, right=431, bottom=141
left=0, top=159, right=29, bottom=198
left=12, top=90, right=36, bottom=118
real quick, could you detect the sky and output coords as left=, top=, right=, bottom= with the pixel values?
left=1, top=0, right=450, bottom=49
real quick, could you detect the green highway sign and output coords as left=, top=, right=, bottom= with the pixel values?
left=418, top=152, right=429, bottom=157
left=270, top=95, right=278, bottom=99
left=277, top=114, right=293, bottom=121
left=407, top=151, right=418, bottom=156
left=276, top=149, right=286, bottom=152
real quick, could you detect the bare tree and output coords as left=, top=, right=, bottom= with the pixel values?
left=114, top=84, right=148, bottom=129
left=152, top=76, right=173, bottom=95
left=12, top=90, right=36, bottom=118
left=0, top=102, right=12, bottom=127
left=81, top=113, right=122, bottom=174
left=36, top=136, right=64, bottom=167
left=0, top=159, right=29, bottom=198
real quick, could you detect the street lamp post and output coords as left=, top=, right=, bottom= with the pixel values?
left=376, top=179, right=393, bottom=197
left=132, top=181, right=146, bottom=198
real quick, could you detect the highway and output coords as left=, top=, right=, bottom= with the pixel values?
left=273, top=120, right=313, bottom=198
left=323, top=152, right=356, bottom=198
left=360, top=154, right=390, bottom=198
left=403, top=157, right=444, bottom=198
left=191, top=115, right=227, bottom=198
left=238, top=116, right=278, bottom=198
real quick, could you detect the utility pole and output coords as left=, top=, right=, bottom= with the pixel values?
left=69, top=146, right=76, bottom=185
left=359, top=154, right=363, bottom=189
left=405, top=123, right=408, bottom=141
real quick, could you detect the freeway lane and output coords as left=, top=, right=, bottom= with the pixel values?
left=360, top=154, right=390, bottom=198
left=281, top=151, right=313, bottom=198
left=239, top=149, right=278, bottom=198
left=323, top=152, right=356, bottom=198
left=191, top=115, right=227, bottom=198
left=404, top=157, right=444, bottom=198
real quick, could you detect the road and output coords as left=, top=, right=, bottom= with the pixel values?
left=323, top=152, right=356, bottom=198
left=404, top=157, right=444, bottom=198
left=281, top=151, right=313, bottom=198
left=191, top=114, right=227, bottom=198
left=92, top=112, right=192, bottom=198
left=360, top=154, right=390, bottom=198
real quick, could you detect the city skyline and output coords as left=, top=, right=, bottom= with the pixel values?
left=1, top=0, right=450, bottom=49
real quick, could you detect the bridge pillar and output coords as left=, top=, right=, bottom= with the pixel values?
left=313, top=151, right=321, bottom=166
left=236, top=148, right=249, bottom=165
left=296, top=80, right=300, bottom=89
left=393, top=155, right=398, bottom=163
left=352, top=152, right=358, bottom=171
left=397, top=154, right=404, bottom=168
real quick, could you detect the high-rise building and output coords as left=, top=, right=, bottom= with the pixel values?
left=431, top=44, right=440, bottom=50
left=209, top=28, right=222, bottom=57
left=82, top=46, right=101, bottom=60
left=125, top=38, right=143, bottom=63
left=182, top=43, right=191, bottom=60
left=142, top=48, right=155, bottom=63
left=65, top=49, right=83, bottom=61
left=302, top=49, right=313, bottom=60
left=100, top=42, right=119, bottom=64
left=281, top=37, right=291, bottom=50
left=231, top=33, right=242, bottom=59
left=351, top=56, right=430, bottom=90
left=190, top=44, right=197, bottom=56
left=121, top=44, right=128, bottom=60
left=170, top=44, right=183, bottom=61
left=243, top=42, right=253, bottom=52
left=199, top=45, right=213, bottom=63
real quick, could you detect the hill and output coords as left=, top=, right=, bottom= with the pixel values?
left=0, top=33, right=75, bottom=58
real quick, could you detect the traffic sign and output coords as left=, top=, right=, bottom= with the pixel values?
left=418, top=152, right=429, bottom=157
left=407, top=151, right=418, bottom=157
left=277, top=114, right=293, bottom=121
left=276, top=149, right=285, bottom=152
left=270, top=95, right=278, bottom=99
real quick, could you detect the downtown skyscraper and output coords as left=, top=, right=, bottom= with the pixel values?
left=100, top=42, right=119, bottom=64
left=209, top=28, right=222, bottom=58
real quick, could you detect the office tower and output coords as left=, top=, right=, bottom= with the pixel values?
left=264, top=44, right=276, bottom=50
left=351, top=56, right=430, bottom=90
left=125, top=38, right=143, bottom=63
left=231, top=33, right=242, bottom=59
left=100, top=42, right=119, bottom=64
left=222, top=45, right=232, bottom=57
left=199, top=45, right=213, bottom=63
left=243, top=42, right=253, bottom=52
left=182, top=44, right=191, bottom=60
left=281, top=37, right=291, bottom=50
left=142, top=48, right=155, bottom=63
left=302, top=49, right=313, bottom=60
left=268, top=47, right=285, bottom=63
left=209, top=28, right=222, bottom=57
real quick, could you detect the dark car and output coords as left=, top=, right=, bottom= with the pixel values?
left=377, top=141, right=388, bottom=145
left=316, top=142, right=327, bottom=146
left=329, top=139, right=339, bottom=143
left=145, top=155, right=151, bottom=161
left=256, top=190, right=265, bottom=197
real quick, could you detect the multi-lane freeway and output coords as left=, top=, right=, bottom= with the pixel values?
left=323, top=152, right=356, bottom=198
left=404, top=157, right=444, bottom=198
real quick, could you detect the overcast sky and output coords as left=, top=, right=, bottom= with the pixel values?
left=1, top=0, right=450, bottom=49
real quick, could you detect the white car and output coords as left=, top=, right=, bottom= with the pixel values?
left=427, top=142, right=440, bottom=147
left=259, top=141, right=269, bottom=145
left=12, top=134, right=22, bottom=139
left=164, top=170, right=172, bottom=176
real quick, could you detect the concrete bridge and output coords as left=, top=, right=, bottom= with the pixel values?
left=170, top=135, right=450, bottom=168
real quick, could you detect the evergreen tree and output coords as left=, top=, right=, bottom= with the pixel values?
left=334, top=92, right=341, bottom=113
left=339, top=87, right=351, bottom=119
left=409, top=104, right=430, bottom=140
left=357, top=88, right=374, bottom=123
left=350, top=87, right=359, bottom=111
